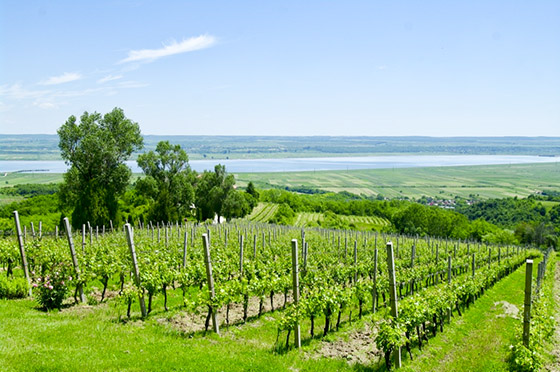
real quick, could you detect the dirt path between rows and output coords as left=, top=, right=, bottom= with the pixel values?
left=544, top=260, right=560, bottom=372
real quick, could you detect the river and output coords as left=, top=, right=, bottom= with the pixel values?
left=0, top=155, right=558, bottom=174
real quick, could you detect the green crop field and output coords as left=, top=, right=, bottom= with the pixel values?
left=246, top=203, right=279, bottom=223
left=2, top=162, right=559, bottom=202
left=236, top=162, right=560, bottom=200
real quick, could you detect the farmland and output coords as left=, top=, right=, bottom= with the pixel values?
left=236, top=162, right=560, bottom=200
left=0, top=218, right=555, bottom=371
left=2, top=161, right=559, bottom=203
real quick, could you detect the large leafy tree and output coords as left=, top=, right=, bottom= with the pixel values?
left=58, top=108, right=143, bottom=228
left=195, top=164, right=235, bottom=221
left=136, top=141, right=196, bottom=222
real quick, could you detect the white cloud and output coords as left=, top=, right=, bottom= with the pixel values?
left=97, top=74, right=123, bottom=84
left=39, top=72, right=82, bottom=85
left=0, top=84, right=49, bottom=100
left=33, top=101, right=59, bottom=110
left=119, top=35, right=216, bottom=63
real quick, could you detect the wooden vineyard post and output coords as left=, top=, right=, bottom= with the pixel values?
left=386, top=241, right=401, bottom=368
left=81, top=224, right=86, bottom=254
left=447, top=255, right=452, bottom=323
left=253, top=234, right=257, bottom=259
left=372, top=246, right=378, bottom=313
left=125, top=224, right=147, bottom=318
left=239, top=235, right=244, bottom=275
left=182, top=230, right=188, bottom=268
left=291, top=239, right=301, bottom=348
left=522, top=259, right=533, bottom=347
left=202, top=233, right=220, bottom=335
left=353, top=240, right=358, bottom=283
left=472, top=253, right=476, bottom=277
left=12, top=211, right=32, bottom=296
left=63, top=217, right=86, bottom=303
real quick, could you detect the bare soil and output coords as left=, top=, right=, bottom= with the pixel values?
left=308, top=322, right=382, bottom=366
left=493, top=300, right=519, bottom=319
left=162, top=292, right=291, bottom=334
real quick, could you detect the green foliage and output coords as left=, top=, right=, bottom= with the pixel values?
left=136, top=141, right=195, bottom=222
left=57, top=108, right=143, bottom=229
left=0, top=276, right=28, bottom=299
left=195, top=164, right=235, bottom=221
left=222, top=190, right=252, bottom=220
left=35, top=261, right=72, bottom=310
left=270, top=203, right=295, bottom=225
left=0, top=183, right=58, bottom=197
left=245, top=181, right=259, bottom=201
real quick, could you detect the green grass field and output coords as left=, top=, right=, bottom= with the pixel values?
left=2, top=161, right=559, bottom=202
left=235, top=162, right=560, bottom=200
left=1, top=254, right=552, bottom=371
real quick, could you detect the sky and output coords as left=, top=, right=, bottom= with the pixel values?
left=0, top=0, right=559, bottom=136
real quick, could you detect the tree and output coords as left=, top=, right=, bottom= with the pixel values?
left=195, top=164, right=235, bottom=222
left=222, top=190, right=251, bottom=220
left=58, top=108, right=143, bottom=228
left=136, top=141, right=196, bottom=222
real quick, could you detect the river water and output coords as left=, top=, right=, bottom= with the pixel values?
left=0, top=155, right=557, bottom=174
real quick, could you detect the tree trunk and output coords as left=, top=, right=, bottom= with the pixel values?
left=163, top=284, right=168, bottom=311
left=101, top=276, right=109, bottom=302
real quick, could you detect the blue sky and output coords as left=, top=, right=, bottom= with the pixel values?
left=1, top=0, right=559, bottom=136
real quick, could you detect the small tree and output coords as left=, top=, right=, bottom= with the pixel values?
left=136, top=141, right=196, bottom=222
left=195, top=164, right=235, bottom=222
left=58, top=108, right=143, bottom=228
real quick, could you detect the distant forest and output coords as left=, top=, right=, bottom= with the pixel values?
left=1, top=134, right=559, bottom=160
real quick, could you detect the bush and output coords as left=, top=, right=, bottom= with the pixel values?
left=34, top=263, right=71, bottom=310
left=0, top=276, right=29, bottom=299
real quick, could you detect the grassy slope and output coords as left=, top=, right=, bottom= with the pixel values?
left=0, top=253, right=552, bottom=372
left=0, top=294, right=352, bottom=372
left=402, top=258, right=543, bottom=372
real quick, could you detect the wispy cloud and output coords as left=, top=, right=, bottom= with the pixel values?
left=1, top=78, right=147, bottom=110
left=39, top=72, right=82, bottom=85
left=97, top=74, right=123, bottom=84
left=33, top=101, right=59, bottom=110
left=119, top=35, right=216, bottom=63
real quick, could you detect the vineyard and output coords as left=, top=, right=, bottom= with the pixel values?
left=0, top=212, right=549, bottom=371
left=247, top=203, right=391, bottom=231
left=246, top=202, right=279, bottom=223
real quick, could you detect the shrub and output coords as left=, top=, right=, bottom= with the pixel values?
left=34, top=263, right=71, bottom=310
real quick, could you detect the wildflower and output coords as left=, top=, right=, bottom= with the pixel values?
left=32, top=283, right=38, bottom=288
left=61, top=281, right=65, bottom=285
left=48, top=285, right=53, bottom=290
left=69, top=276, right=73, bottom=281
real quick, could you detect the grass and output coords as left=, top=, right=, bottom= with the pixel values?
left=3, top=162, right=560, bottom=201
left=400, top=258, right=541, bottom=372
left=0, top=287, right=356, bottom=372
left=0, top=172, right=63, bottom=188
left=235, top=162, right=560, bottom=200
left=0, top=254, right=551, bottom=371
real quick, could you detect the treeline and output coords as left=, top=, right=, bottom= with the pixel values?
left=456, top=195, right=559, bottom=247
left=260, top=189, right=558, bottom=247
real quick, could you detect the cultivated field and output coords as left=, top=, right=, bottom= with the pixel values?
left=236, top=162, right=560, bottom=200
